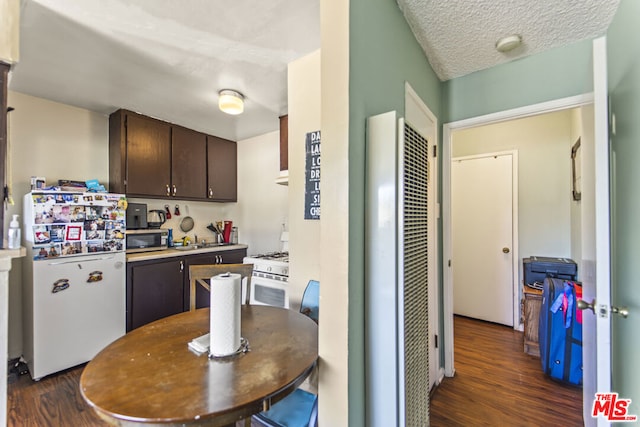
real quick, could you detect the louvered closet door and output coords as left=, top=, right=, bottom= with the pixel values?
left=365, top=112, right=431, bottom=427
left=400, top=123, right=430, bottom=426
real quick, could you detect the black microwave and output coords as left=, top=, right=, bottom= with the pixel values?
left=125, top=229, right=168, bottom=253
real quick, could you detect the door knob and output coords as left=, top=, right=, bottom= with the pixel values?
left=611, top=306, right=629, bottom=318
left=577, top=298, right=595, bottom=314
left=502, top=247, right=510, bottom=254
left=577, top=298, right=628, bottom=318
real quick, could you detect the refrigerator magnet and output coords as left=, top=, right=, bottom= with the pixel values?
left=48, top=244, right=61, bottom=258
left=87, top=242, right=104, bottom=253
left=62, top=242, right=82, bottom=256
left=35, top=246, right=49, bottom=260
left=87, top=271, right=103, bottom=283
left=65, top=225, right=82, bottom=240
left=50, top=225, right=65, bottom=242
left=33, top=226, right=51, bottom=243
left=52, top=279, right=70, bottom=294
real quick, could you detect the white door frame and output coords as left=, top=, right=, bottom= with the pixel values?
left=591, top=36, right=612, bottom=427
left=442, top=93, right=595, bottom=377
left=451, top=150, right=519, bottom=327
left=404, top=82, right=441, bottom=386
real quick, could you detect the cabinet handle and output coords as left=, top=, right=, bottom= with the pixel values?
left=180, top=260, right=184, bottom=272
left=172, top=185, right=177, bottom=196
left=208, top=187, right=213, bottom=198
left=166, top=185, right=170, bottom=196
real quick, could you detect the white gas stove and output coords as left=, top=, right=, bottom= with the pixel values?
left=245, top=252, right=289, bottom=276
left=243, top=251, right=290, bottom=308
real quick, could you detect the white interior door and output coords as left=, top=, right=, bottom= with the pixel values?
left=452, top=153, right=514, bottom=326
left=580, top=36, right=612, bottom=426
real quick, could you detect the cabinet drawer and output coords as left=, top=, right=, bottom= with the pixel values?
left=186, top=249, right=247, bottom=265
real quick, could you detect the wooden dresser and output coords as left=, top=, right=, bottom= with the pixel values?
left=522, top=285, right=543, bottom=357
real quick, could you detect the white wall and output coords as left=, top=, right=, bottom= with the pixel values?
left=319, top=0, right=350, bottom=419
left=288, top=50, right=321, bottom=310
left=6, top=91, right=110, bottom=357
left=570, top=108, right=584, bottom=275
left=452, top=109, right=576, bottom=286
left=0, top=0, right=19, bottom=64
left=234, top=131, right=289, bottom=254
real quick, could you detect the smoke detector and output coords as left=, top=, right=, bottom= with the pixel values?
left=495, top=35, right=522, bottom=53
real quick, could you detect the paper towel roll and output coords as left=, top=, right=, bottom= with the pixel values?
left=209, top=273, right=242, bottom=357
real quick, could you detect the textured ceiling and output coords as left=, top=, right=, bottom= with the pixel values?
left=397, top=0, right=620, bottom=81
left=8, top=1, right=621, bottom=141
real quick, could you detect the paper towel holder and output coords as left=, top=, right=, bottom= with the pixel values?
left=208, top=271, right=249, bottom=359
left=208, top=337, right=250, bottom=360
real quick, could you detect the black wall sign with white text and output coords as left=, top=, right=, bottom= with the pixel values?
left=304, top=130, right=321, bottom=220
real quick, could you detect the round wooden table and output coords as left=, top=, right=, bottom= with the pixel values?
left=80, top=305, right=318, bottom=426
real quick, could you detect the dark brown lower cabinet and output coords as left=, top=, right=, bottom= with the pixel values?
left=126, top=248, right=247, bottom=331
left=127, top=258, right=185, bottom=331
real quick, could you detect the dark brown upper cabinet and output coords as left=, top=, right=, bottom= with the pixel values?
left=171, top=126, right=207, bottom=199
left=117, top=111, right=171, bottom=197
left=109, top=109, right=237, bottom=202
left=279, top=115, right=288, bottom=171
left=207, top=135, right=237, bottom=202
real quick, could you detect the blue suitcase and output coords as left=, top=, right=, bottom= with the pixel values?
left=538, top=277, right=583, bottom=386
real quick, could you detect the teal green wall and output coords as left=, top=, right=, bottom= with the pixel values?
left=348, top=1, right=616, bottom=423
left=443, top=39, right=594, bottom=123
left=607, top=0, right=640, bottom=415
left=349, top=0, right=441, bottom=424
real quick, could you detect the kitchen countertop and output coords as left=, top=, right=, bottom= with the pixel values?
left=126, top=244, right=248, bottom=263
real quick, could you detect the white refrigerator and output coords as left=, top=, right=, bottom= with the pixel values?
left=22, top=191, right=127, bottom=380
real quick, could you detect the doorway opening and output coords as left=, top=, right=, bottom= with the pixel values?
left=442, top=93, right=595, bottom=373
left=441, top=94, right=596, bottom=423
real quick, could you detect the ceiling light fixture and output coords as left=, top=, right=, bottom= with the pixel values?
left=218, top=89, right=244, bottom=115
left=495, top=35, right=522, bottom=53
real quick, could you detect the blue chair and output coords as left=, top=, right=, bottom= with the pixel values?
left=252, top=280, right=319, bottom=427
left=253, top=389, right=318, bottom=427
left=300, top=280, right=319, bottom=323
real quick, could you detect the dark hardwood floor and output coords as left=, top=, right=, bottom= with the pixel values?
left=7, top=315, right=583, bottom=426
left=430, top=315, right=583, bottom=426
left=7, top=363, right=105, bottom=427
left=6, top=363, right=259, bottom=426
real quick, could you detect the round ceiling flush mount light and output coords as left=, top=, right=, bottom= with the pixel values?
left=218, top=89, right=244, bottom=115
left=495, top=34, right=522, bottom=53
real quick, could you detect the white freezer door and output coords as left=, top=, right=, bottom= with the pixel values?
left=31, top=252, right=125, bottom=379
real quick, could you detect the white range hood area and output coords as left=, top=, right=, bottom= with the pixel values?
left=275, top=170, right=289, bottom=186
